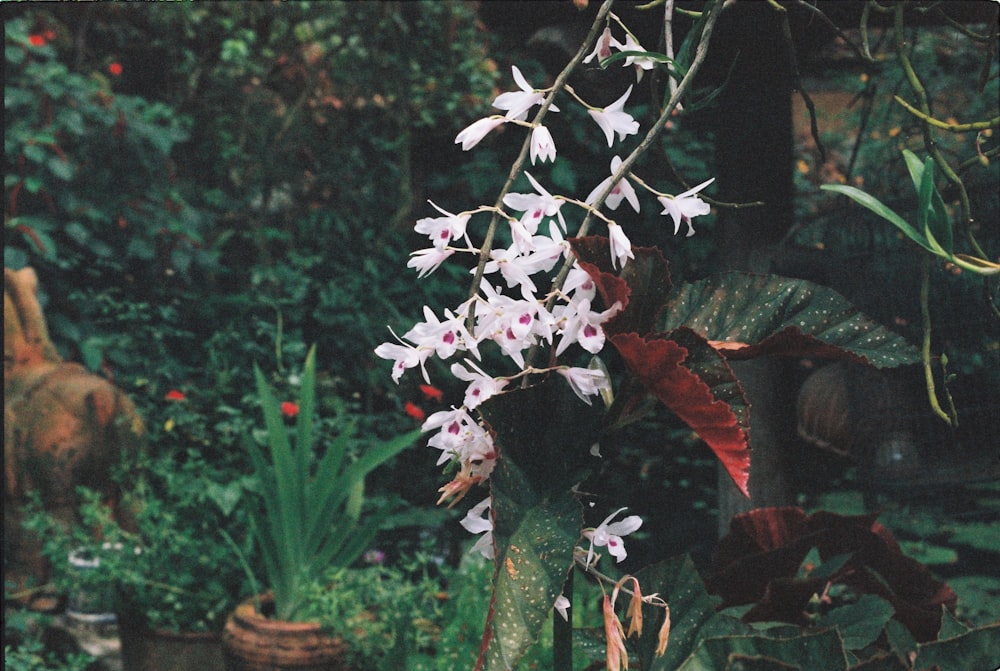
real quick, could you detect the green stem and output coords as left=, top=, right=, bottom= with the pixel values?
left=919, top=256, right=957, bottom=426
left=892, top=95, right=1000, bottom=132
left=893, top=4, right=987, bottom=260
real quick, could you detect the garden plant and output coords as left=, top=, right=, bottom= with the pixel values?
left=4, top=2, right=999, bottom=671
left=374, top=1, right=999, bottom=669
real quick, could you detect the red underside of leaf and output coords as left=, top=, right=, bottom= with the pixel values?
left=611, top=332, right=750, bottom=497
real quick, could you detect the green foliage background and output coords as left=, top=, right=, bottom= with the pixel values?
left=4, top=2, right=998, bottom=666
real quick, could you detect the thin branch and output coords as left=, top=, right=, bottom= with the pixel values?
left=768, top=0, right=827, bottom=163
left=791, top=0, right=878, bottom=66
left=465, top=0, right=617, bottom=331
left=893, top=3, right=987, bottom=260
left=524, top=0, right=733, bottom=373
left=892, top=96, right=1000, bottom=132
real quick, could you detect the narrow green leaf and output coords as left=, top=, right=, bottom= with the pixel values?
left=820, top=184, right=935, bottom=254
left=254, top=363, right=304, bottom=612
left=916, top=157, right=934, bottom=232
left=295, top=346, right=317, bottom=509
left=901, top=149, right=925, bottom=193
left=304, top=428, right=419, bottom=561
left=917, top=158, right=954, bottom=257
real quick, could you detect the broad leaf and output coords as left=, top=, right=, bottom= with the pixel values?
left=570, top=238, right=749, bottom=494
left=610, top=331, right=750, bottom=497
left=677, top=629, right=849, bottom=671
left=913, top=622, right=1000, bottom=671
left=476, top=379, right=603, bottom=671
left=707, top=508, right=957, bottom=643
left=658, top=273, right=920, bottom=368
left=816, top=594, right=895, bottom=650
left=570, top=236, right=672, bottom=338
left=630, top=555, right=750, bottom=671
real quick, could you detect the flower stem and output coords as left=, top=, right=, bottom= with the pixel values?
left=553, top=570, right=574, bottom=671
left=526, top=0, right=732, bottom=374
left=465, top=0, right=618, bottom=334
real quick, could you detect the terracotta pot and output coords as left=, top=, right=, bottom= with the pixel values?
left=119, top=618, right=224, bottom=671
left=221, top=594, right=347, bottom=671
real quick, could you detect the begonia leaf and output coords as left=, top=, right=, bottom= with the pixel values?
left=677, top=629, right=849, bottom=671
left=707, top=507, right=958, bottom=643
left=658, top=272, right=920, bottom=368
left=610, top=331, right=750, bottom=497
left=475, top=378, right=602, bottom=671
left=913, top=622, right=1000, bottom=671
left=570, top=236, right=673, bottom=337
left=630, top=555, right=750, bottom=671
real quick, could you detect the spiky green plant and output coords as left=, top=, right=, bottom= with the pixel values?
left=247, top=346, right=419, bottom=621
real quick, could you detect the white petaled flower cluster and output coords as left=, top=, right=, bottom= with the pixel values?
left=377, top=54, right=714, bottom=564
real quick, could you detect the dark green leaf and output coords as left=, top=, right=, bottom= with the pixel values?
left=678, top=629, right=849, bottom=671
left=631, top=555, right=747, bottom=671
left=659, top=273, right=920, bottom=368
left=914, top=622, right=1000, bottom=671
left=476, top=378, right=603, bottom=671
left=817, top=594, right=895, bottom=650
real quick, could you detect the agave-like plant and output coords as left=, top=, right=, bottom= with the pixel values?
left=247, top=346, right=419, bottom=621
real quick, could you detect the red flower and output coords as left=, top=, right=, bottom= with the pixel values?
left=164, top=389, right=186, bottom=402
left=108, top=62, right=123, bottom=77
left=404, top=401, right=426, bottom=422
left=419, top=384, right=444, bottom=402
left=28, top=34, right=47, bottom=47
left=281, top=401, right=299, bottom=418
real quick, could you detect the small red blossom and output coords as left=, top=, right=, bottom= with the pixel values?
left=281, top=401, right=299, bottom=418
left=108, top=62, right=123, bottom=77
left=404, top=401, right=426, bottom=422
left=29, top=34, right=47, bottom=47
left=419, top=384, right=444, bottom=402
left=164, top=389, right=186, bottom=402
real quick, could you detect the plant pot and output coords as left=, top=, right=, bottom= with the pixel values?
left=119, top=616, right=225, bottom=671
left=65, top=547, right=118, bottom=625
left=221, top=594, right=348, bottom=671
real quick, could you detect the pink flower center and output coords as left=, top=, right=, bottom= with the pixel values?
left=442, top=331, right=456, bottom=345
left=583, top=325, right=598, bottom=338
